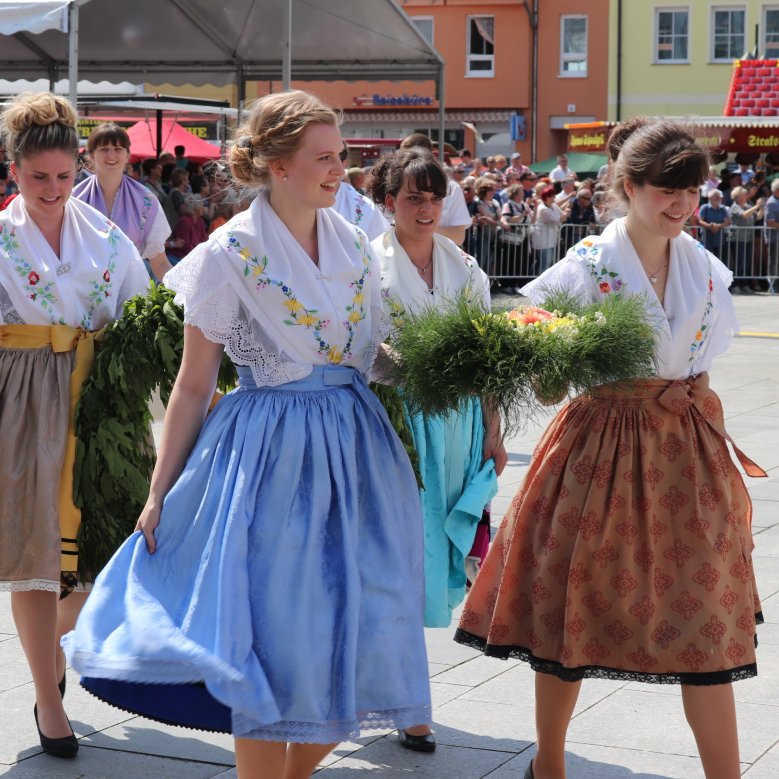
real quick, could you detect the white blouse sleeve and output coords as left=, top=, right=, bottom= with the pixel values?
left=441, top=180, right=472, bottom=228
left=163, top=239, right=239, bottom=331
left=362, top=202, right=390, bottom=242
left=466, top=256, right=491, bottom=310
left=520, top=250, right=597, bottom=306
left=139, top=201, right=172, bottom=258
left=364, top=234, right=392, bottom=378
left=701, top=251, right=739, bottom=368
left=164, top=239, right=313, bottom=387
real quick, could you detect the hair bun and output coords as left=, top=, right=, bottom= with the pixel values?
left=606, top=117, right=650, bottom=162
left=3, top=92, right=78, bottom=138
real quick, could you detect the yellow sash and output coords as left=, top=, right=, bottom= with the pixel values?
left=0, top=324, right=102, bottom=574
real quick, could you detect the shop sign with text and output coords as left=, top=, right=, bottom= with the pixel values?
left=568, top=129, right=608, bottom=152
left=353, top=93, right=435, bottom=107
left=567, top=123, right=779, bottom=154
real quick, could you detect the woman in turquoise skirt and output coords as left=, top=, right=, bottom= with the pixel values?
left=63, top=91, right=431, bottom=779
left=368, top=148, right=507, bottom=752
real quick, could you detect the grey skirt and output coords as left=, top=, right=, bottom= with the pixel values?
left=0, top=345, right=74, bottom=592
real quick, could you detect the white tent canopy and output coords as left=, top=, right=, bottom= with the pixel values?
left=0, top=0, right=446, bottom=151
left=0, top=0, right=443, bottom=87
left=0, top=0, right=72, bottom=35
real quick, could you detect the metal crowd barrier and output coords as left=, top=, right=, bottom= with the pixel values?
left=467, top=222, right=778, bottom=293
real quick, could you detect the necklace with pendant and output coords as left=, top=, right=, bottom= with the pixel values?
left=412, top=257, right=432, bottom=276
left=646, top=259, right=668, bottom=285
left=411, top=257, right=433, bottom=291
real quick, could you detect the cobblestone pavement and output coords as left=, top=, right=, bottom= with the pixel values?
left=1, top=295, right=777, bottom=778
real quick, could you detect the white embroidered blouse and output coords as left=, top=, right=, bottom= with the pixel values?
left=333, top=181, right=389, bottom=241
left=373, top=229, right=490, bottom=325
left=521, top=218, right=738, bottom=379
left=0, top=196, right=149, bottom=328
left=164, top=192, right=386, bottom=386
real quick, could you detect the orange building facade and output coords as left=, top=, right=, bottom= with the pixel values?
left=256, top=0, right=609, bottom=163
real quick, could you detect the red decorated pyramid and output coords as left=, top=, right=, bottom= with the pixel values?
left=724, top=59, right=779, bottom=116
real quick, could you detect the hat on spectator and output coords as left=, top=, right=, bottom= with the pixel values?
left=510, top=152, right=521, bottom=160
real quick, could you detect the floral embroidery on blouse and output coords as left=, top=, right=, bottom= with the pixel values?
left=689, top=242, right=714, bottom=363
left=382, top=289, right=407, bottom=332
left=137, top=191, right=155, bottom=252
left=576, top=238, right=625, bottom=294
left=1, top=222, right=61, bottom=321
left=226, top=229, right=372, bottom=365
left=81, top=219, right=121, bottom=329
left=353, top=190, right=364, bottom=226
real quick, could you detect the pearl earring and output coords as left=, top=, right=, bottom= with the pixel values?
left=282, top=175, right=288, bottom=181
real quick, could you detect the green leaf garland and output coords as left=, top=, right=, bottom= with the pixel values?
left=72, top=283, right=237, bottom=580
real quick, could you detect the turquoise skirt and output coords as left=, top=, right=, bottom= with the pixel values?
left=408, top=398, right=499, bottom=628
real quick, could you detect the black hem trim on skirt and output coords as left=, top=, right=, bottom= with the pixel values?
left=453, top=628, right=758, bottom=686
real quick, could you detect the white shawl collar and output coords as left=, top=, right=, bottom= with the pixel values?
left=0, top=196, right=147, bottom=328
left=165, top=192, right=382, bottom=383
left=373, top=229, right=490, bottom=315
left=523, top=217, right=737, bottom=379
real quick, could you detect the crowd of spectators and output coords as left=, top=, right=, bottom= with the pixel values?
left=0, top=135, right=250, bottom=277
left=439, top=151, right=611, bottom=292
left=436, top=149, right=779, bottom=294
left=2, top=131, right=777, bottom=293
left=689, top=163, right=778, bottom=293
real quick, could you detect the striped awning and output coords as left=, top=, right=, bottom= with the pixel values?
left=342, top=109, right=515, bottom=124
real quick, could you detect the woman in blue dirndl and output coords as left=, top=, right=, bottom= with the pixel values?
left=63, top=90, right=431, bottom=779
left=367, top=147, right=506, bottom=752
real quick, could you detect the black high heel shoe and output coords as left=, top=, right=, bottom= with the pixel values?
left=524, top=759, right=535, bottom=779
left=397, top=728, right=436, bottom=753
left=33, top=704, right=78, bottom=758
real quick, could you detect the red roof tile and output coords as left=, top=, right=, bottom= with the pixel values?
left=725, top=59, right=779, bottom=116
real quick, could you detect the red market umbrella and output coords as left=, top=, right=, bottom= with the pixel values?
left=126, top=118, right=220, bottom=163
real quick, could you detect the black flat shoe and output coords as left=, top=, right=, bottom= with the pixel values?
left=524, top=759, right=534, bottom=779
left=397, top=728, right=436, bottom=753
left=58, top=672, right=66, bottom=699
left=34, top=704, right=78, bottom=758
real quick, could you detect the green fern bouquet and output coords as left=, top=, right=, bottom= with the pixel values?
left=391, top=290, right=658, bottom=432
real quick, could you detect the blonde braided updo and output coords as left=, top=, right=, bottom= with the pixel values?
left=229, top=90, right=339, bottom=187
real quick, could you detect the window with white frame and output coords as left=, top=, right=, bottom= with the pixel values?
left=467, top=15, right=495, bottom=77
left=765, top=7, right=779, bottom=58
left=655, top=7, right=690, bottom=62
left=712, top=7, right=745, bottom=61
left=411, top=16, right=434, bottom=46
left=560, top=15, right=588, bottom=76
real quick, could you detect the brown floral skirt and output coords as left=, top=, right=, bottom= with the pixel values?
left=455, top=375, right=764, bottom=685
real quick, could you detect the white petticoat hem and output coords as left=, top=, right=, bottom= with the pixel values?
left=235, top=706, right=434, bottom=743
left=0, top=578, right=61, bottom=593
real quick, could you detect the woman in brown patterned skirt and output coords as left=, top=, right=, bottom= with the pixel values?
left=454, top=118, right=766, bottom=779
